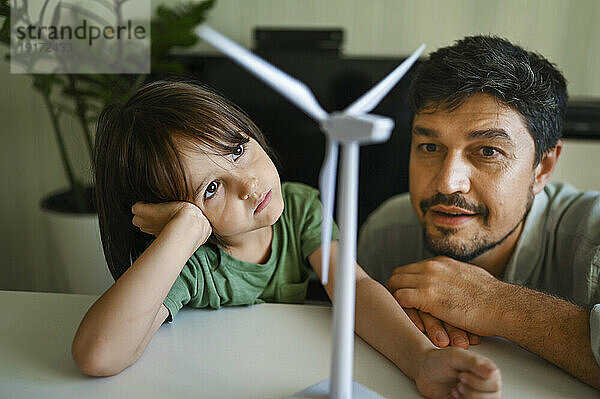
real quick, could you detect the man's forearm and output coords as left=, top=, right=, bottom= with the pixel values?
left=495, top=282, right=600, bottom=389
left=388, top=256, right=600, bottom=388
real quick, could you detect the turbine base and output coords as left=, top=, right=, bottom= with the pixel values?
left=288, top=378, right=384, bottom=398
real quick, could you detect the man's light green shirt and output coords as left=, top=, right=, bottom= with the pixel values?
left=357, top=182, right=600, bottom=366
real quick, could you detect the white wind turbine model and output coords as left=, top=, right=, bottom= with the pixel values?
left=196, top=25, right=424, bottom=398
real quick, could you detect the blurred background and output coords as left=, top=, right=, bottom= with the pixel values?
left=1, top=0, right=599, bottom=294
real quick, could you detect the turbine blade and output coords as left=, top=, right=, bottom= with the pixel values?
left=319, top=139, right=338, bottom=285
left=197, top=25, right=328, bottom=122
left=344, top=44, right=425, bottom=115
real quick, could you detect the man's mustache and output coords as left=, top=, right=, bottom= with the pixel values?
left=420, top=193, right=488, bottom=218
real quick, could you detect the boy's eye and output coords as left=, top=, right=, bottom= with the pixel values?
left=204, top=181, right=219, bottom=199
left=232, top=144, right=245, bottom=161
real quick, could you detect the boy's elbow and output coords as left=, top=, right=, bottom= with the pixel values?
left=71, top=336, right=127, bottom=377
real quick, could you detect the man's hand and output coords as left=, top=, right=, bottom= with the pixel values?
left=405, top=308, right=480, bottom=349
left=389, top=256, right=600, bottom=390
left=415, top=347, right=501, bottom=399
left=387, top=256, right=506, bottom=337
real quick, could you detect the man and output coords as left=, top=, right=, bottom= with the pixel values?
left=357, top=35, right=600, bottom=389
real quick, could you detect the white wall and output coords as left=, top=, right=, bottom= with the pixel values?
left=552, top=139, right=600, bottom=191
left=2, top=0, right=600, bottom=291
left=187, top=0, right=600, bottom=97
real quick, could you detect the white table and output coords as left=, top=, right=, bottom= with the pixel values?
left=1, top=290, right=598, bottom=398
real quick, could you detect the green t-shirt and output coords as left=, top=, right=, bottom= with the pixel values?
left=163, top=182, right=339, bottom=319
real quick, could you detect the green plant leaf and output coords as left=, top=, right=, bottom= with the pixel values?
left=32, top=74, right=62, bottom=96
left=151, top=0, right=215, bottom=60
left=0, top=0, right=11, bottom=46
left=0, top=0, right=9, bottom=17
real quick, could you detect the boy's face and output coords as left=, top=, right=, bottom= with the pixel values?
left=409, top=93, right=541, bottom=262
left=183, top=137, right=284, bottom=244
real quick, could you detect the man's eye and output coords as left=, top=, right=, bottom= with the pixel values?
left=204, top=181, right=219, bottom=199
left=232, top=144, right=245, bottom=161
left=419, top=143, right=437, bottom=153
left=480, top=147, right=499, bottom=157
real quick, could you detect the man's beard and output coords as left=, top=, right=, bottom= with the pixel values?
left=421, top=188, right=534, bottom=262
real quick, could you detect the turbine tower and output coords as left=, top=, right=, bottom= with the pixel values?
left=196, top=25, right=424, bottom=398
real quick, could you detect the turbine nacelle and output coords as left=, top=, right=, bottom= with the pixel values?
left=322, top=113, right=394, bottom=144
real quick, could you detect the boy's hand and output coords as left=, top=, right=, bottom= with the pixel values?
left=405, top=308, right=481, bottom=349
left=415, top=347, right=501, bottom=399
left=132, top=201, right=211, bottom=242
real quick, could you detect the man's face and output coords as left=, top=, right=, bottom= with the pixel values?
left=409, top=93, right=537, bottom=262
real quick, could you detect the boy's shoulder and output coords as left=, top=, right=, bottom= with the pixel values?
left=280, top=182, right=321, bottom=221
left=281, top=181, right=320, bottom=200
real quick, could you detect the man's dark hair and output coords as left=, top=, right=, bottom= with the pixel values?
left=408, top=35, right=568, bottom=165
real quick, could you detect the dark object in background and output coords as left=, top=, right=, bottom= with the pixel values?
left=172, top=28, right=415, bottom=229
left=255, top=28, right=344, bottom=54
left=564, top=99, right=600, bottom=139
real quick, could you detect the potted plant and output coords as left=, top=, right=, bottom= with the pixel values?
left=0, top=0, right=216, bottom=293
